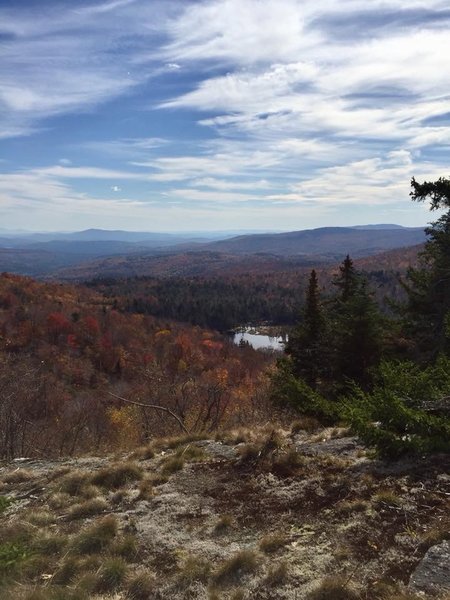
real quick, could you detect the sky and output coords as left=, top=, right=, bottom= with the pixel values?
left=0, top=0, right=449, bottom=232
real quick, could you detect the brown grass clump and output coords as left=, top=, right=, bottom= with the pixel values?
left=372, top=489, right=403, bottom=507
left=67, top=497, right=108, bottom=520
left=132, top=445, right=155, bottom=460
left=214, top=514, right=234, bottom=534
left=91, top=462, right=143, bottom=489
left=126, top=569, right=156, bottom=600
left=213, top=550, right=258, bottom=587
left=178, top=555, right=212, bottom=584
left=271, top=449, right=306, bottom=477
left=336, top=500, right=368, bottom=516
left=307, top=576, right=360, bottom=600
left=3, top=469, right=33, bottom=484
left=291, top=417, right=321, bottom=434
left=111, top=534, right=139, bottom=560
left=153, top=433, right=208, bottom=451
left=71, top=515, right=118, bottom=554
left=52, top=556, right=83, bottom=584
left=47, top=492, right=72, bottom=510
left=32, top=532, right=66, bottom=556
left=58, top=470, right=91, bottom=496
left=259, top=533, right=287, bottom=554
left=238, top=443, right=262, bottom=461
left=265, top=561, right=289, bottom=586
left=176, top=444, right=206, bottom=462
left=94, top=556, right=128, bottom=592
left=418, top=521, right=450, bottom=551
left=25, top=510, right=56, bottom=526
left=161, top=455, right=184, bottom=475
left=137, top=478, right=153, bottom=501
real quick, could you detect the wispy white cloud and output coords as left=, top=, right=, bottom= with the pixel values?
left=1, top=0, right=449, bottom=230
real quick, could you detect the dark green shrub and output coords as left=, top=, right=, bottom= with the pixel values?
left=345, top=359, right=450, bottom=458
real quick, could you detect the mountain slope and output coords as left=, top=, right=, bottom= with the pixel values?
left=203, top=226, right=426, bottom=257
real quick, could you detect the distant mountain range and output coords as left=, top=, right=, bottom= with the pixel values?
left=0, top=225, right=426, bottom=278
left=200, top=226, right=426, bottom=258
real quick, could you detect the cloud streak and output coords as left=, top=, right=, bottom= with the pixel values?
left=1, top=0, right=449, bottom=230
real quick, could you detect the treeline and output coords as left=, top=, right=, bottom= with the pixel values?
left=273, top=177, right=450, bottom=458
left=87, top=275, right=304, bottom=331
left=87, top=266, right=407, bottom=333
left=0, top=275, right=272, bottom=459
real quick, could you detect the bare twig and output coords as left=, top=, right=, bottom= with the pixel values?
left=107, top=392, right=189, bottom=434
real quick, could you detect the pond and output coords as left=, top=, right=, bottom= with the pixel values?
left=233, top=329, right=286, bottom=351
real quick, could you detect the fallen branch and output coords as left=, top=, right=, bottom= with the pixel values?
left=107, top=391, right=189, bottom=434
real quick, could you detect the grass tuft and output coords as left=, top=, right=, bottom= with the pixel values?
left=307, top=576, right=360, bottom=600
left=91, top=462, right=143, bottom=489
left=72, top=515, right=118, bottom=554
left=291, top=417, right=321, bottom=434
left=67, top=497, right=108, bottom=520
left=214, top=514, right=233, bottom=534
left=161, top=456, right=184, bottom=475
left=259, top=533, right=287, bottom=554
left=58, top=470, right=91, bottom=496
left=126, top=569, right=156, bottom=600
left=214, top=550, right=258, bottom=587
left=3, top=469, right=33, bottom=484
left=94, top=556, right=128, bottom=592
left=265, top=561, right=289, bottom=586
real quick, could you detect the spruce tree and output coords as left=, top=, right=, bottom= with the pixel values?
left=402, top=177, right=450, bottom=360
left=331, top=256, right=383, bottom=389
left=285, top=270, right=330, bottom=389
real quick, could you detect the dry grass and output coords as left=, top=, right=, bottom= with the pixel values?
left=265, top=561, right=289, bottom=586
left=214, top=514, right=234, bottom=534
left=307, top=576, right=360, bottom=600
left=178, top=555, right=212, bottom=584
left=271, top=448, right=306, bottom=476
left=94, top=557, right=128, bottom=592
left=71, top=515, right=118, bottom=554
left=152, top=433, right=208, bottom=451
left=336, top=499, right=369, bottom=515
left=161, top=455, right=184, bottom=475
left=137, top=478, right=153, bottom=501
left=132, top=445, right=155, bottom=460
left=58, top=470, right=91, bottom=496
left=291, top=417, right=321, bottom=434
left=47, top=492, right=72, bottom=510
left=67, top=497, right=108, bottom=520
left=372, top=489, right=403, bottom=507
left=259, top=533, right=288, bottom=554
left=32, top=532, right=66, bottom=556
left=3, top=469, right=33, bottom=484
left=111, top=534, right=138, bottom=560
left=91, top=463, right=143, bottom=490
left=175, top=444, right=206, bottom=462
left=213, top=550, right=259, bottom=587
left=126, top=569, right=156, bottom=600
left=25, top=510, right=56, bottom=526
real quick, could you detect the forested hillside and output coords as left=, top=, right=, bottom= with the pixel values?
left=0, top=274, right=272, bottom=459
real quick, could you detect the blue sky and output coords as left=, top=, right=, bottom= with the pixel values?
left=0, top=0, right=449, bottom=232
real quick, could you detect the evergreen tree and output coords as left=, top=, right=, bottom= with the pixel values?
left=332, top=254, right=359, bottom=302
left=331, top=256, right=383, bottom=389
left=402, top=177, right=450, bottom=360
left=285, top=270, right=330, bottom=389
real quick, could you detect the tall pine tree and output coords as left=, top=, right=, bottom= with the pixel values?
left=331, top=256, right=383, bottom=389
left=285, top=270, right=330, bottom=389
left=402, top=177, right=450, bottom=360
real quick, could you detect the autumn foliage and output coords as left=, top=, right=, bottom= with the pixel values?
left=0, top=273, right=272, bottom=458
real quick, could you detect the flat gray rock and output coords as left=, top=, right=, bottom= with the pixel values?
left=295, top=436, right=363, bottom=457
left=409, top=540, right=450, bottom=595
